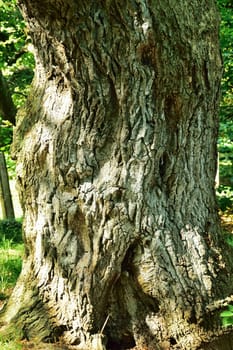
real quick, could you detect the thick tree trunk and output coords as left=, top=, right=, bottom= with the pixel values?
left=2, top=0, right=233, bottom=349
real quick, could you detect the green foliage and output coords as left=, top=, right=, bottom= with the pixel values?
left=0, top=219, right=23, bottom=349
left=0, top=246, right=22, bottom=291
left=0, top=220, right=23, bottom=350
left=220, top=305, right=233, bottom=327
left=0, top=239, right=23, bottom=309
left=0, top=338, right=22, bottom=350
left=0, top=119, right=16, bottom=177
left=225, top=234, right=233, bottom=247
left=0, top=0, right=34, bottom=157
left=218, top=124, right=233, bottom=188
left=0, top=324, right=23, bottom=350
left=218, top=0, right=233, bottom=104
left=0, top=0, right=25, bottom=69
left=0, top=219, right=22, bottom=243
left=217, top=0, right=233, bottom=191
left=216, top=185, right=233, bottom=212
left=0, top=119, right=13, bottom=150
left=218, top=136, right=233, bottom=187
left=218, top=122, right=233, bottom=151
left=0, top=221, right=23, bottom=316
left=0, top=0, right=34, bottom=108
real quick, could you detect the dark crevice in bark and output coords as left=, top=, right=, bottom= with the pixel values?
left=159, top=152, right=169, bottom=179
left=106, top=335, right=136, bottom=350
left=103, top=242, right=161, bottom=349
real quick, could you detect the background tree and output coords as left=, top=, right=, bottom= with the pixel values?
left=0, top=0, right=34, bottom=152
left=0, top=70, right=17, bottom=125
left=1, top=1, right=233, bottom=350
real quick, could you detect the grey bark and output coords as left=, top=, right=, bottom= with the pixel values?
left=1, top=0, right=233, bottom=349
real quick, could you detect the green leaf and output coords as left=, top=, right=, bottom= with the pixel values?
left=222, top=318, right=233, bottom=327
left=220, top=310, right=233, bottom=317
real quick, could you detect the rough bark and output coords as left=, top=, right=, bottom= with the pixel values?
left=1, top=0, right=233, bottom=349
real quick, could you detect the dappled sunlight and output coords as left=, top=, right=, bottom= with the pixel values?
left=221, top=212, right=233, bottom=234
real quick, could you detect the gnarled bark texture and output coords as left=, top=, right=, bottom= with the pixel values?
left=1, top=0, right=233, bottom=349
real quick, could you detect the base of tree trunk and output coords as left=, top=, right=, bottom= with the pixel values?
left=2, top=262, right=233, bottom=350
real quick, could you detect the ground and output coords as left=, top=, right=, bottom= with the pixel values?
left=221, top=212, right=233, bottom=234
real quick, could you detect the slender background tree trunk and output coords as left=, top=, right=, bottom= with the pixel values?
left=2, top=0, right=233, bottom=349
left=0, top=152, right=15, bottom=219
left=0, top=70, right=16, bottom=125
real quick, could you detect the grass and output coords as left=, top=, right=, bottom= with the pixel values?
left=0, top=337, right=22, bottom=350
left=0, top=241, right=23, bottom=293
left=0, top=220, right=23, bottom=298
left=0, top=342, right=22, bottom=350
left=0, top=220, right=23, bottom=350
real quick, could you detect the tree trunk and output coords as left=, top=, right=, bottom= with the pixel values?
left=0, top=152, right=15, bottom=219
left=2, top=0, right=233, bottom=349
left=0, top=70, right=16, bottom=125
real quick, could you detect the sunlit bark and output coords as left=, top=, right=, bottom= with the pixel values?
left=1, top=1, right=233, bottom=349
